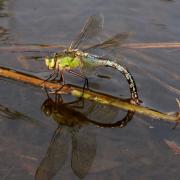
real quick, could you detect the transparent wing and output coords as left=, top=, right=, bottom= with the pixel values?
left=35, top=127, right=69, bottom=180
left=71, top=130, right=96, bottom=179
left=84, top=32, right=130, bottom=52
left=69, top=14, right=104, bottom=50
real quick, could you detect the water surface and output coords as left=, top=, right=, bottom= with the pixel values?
left=0, top=0, right=180, bottom=179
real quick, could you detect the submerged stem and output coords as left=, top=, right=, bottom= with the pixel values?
left=0, top=66, right=179, bottom=123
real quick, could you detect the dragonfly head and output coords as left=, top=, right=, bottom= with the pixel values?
left=41, top=98, right=54, bottom=116
left=45, top=55, right=56, bottom=69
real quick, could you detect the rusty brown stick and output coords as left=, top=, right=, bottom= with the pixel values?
left=0, top=66, right=179, bottom=123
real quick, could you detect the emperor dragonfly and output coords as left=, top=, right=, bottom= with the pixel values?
left=45, top=15, right=139, bottom=104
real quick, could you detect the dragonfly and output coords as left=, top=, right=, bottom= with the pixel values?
left=45, top=15, right=139, bottom=104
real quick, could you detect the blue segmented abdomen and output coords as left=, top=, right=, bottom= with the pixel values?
left=96, top=59, right=139, bottom=103
left=84, top=54, right=139, bottom=103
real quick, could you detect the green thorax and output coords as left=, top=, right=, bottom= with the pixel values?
left=56, top=55, right=82, bottom=70
left=45, top=50, right=101, bottom=70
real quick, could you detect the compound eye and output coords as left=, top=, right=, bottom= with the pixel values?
left=44, top=109, right=52, bottom=116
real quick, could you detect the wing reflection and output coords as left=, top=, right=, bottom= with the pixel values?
left=35, top=93, right=134, bottom=179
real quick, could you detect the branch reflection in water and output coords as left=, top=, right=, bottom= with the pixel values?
left=35, top=92, right=134, bottom=179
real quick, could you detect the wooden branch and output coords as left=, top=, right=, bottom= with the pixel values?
left=0, top=66, right=179, bottom=123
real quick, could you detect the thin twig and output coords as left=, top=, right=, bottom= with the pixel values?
left=1, top=42, right=180, bottom=52
left=123, top=42, right=180, bottom=49
left=0, top=44, right=66, bottom=52
left=0, top=66, right=179, bottom=123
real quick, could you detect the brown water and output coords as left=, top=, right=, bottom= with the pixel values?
left=0, top=0, right=180, bottom=179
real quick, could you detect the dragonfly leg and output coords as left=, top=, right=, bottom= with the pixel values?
left=59, top=70, right=65, bottom=85
left=44, top=86, right=51, bottom=99
left=66, top=70, right=89, bottom=91
left=53, top=70, right=66, bottom=93
left=41, top=69, right=59, bottom=87
left=55, top=94, right=63, bottom=104
left=66, top=70, right=89, bottom=100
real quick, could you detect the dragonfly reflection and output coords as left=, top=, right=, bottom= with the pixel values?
left=35, top=93, right=134, bottom=179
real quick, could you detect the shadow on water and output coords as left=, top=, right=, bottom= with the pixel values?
left=35, top=92, right=134, bottom=179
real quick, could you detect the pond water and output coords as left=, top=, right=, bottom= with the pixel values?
left=0, top=0, right=180, bottom=179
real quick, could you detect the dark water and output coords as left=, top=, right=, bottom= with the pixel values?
left=0, top=0, right=180, bottom=179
